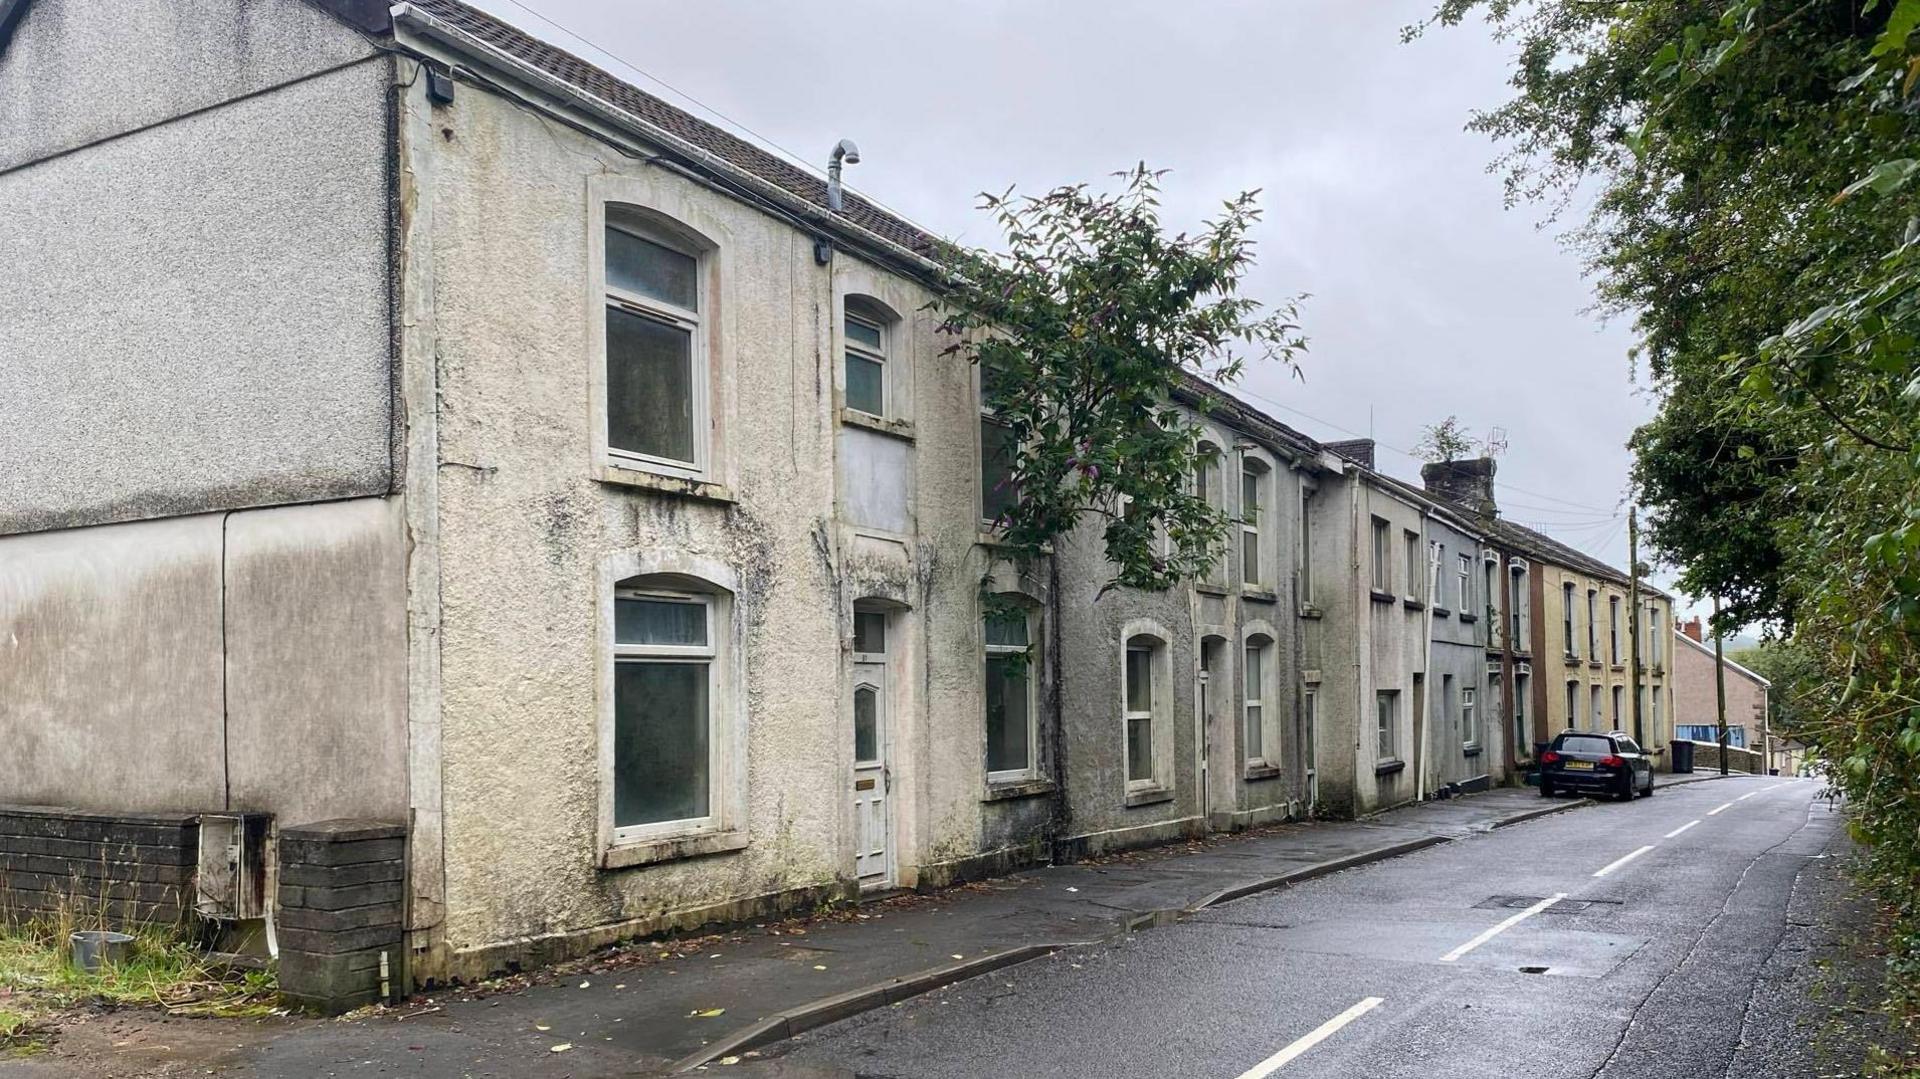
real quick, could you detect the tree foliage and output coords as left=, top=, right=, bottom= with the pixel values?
left=1426, top=0, right=1920, bottom=1028
left=1415, top=415, right=1498, bottom=462
left=937, top=166, right=1307, bottom=592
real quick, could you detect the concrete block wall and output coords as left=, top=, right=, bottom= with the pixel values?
left=0, top=805, right=198, bottom=925
left=1683, top=741, right=1765, bottom=776
left=276, top=820, right=407, bottom=1014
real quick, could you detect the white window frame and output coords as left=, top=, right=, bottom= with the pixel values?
left=1563, top=582, right=1578, bottom=657
left=1456, top=553, right=1472, bottom=615
left=1404, top=530, right=1423, bottom=603
left=1243, top=628, right=1277, bottom=769
left=984, top=603, right=1039, bottom=784
left=1462, top=686, right=1478, bottom=750
left=843, top=307, right=888, bottom=419
left=1120, top=621, right=1174, bottom=792
left=609, top=588, right=721, bottom=843
left=601, top=215, right=711, bottom=480
left=596, top=548, right=745, bottom=867
left=1241, top=460, right=1267, bottom=588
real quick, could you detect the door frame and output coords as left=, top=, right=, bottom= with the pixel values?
left=851, top=609, right=895, bottom=892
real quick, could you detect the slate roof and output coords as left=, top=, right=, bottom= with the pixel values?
left=401, top=0, right=945, bottom=262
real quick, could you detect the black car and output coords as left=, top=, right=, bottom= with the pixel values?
left=1539, top=730, right=1655, bottom=801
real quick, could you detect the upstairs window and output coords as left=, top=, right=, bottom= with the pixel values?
left=843, top=305, right=888, bottom=417
left=1241, top=462, right=1268, bottom=587
left=1404, top=531, right=1423, bottom=602
left=604, top=215, right=708, bottom=476
left=979, top=363, right=1018, bottom=527
left=1609, top=596, right=1621, bottom=664
left=1563, top=582, right=1578, bottom=657
left=1586, top=589, right=1599, bottom=659
left=1457, top=553, right=1473, bottom=614
left=1299, top=488, right=1315, bottom=604
left=1196, top=443, right=1226, bottom=586
left=1371, top=517, right=1391, bottom=593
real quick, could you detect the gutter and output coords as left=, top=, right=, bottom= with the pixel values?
left=386, top=4, right=947, bottom=283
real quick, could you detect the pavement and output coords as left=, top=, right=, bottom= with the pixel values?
left=0, top=773, right=1743, bottom=1078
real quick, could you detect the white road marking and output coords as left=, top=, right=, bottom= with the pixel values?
left=1664, top=820, right=1701, bottom=839
left=1708, top=801, right=1736, bottom=815
left=1439, top=893, right=1566, bottom=963
left=1232, top=996, right=1385, bottom=1078
left=1593, top=844, right=1658, bottom=878
left=1737, top=790, right=1762, bottom=801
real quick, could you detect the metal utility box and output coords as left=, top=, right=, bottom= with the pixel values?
left=196, top=813, right=272, bottom=921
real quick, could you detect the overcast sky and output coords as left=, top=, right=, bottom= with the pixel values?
left=465, top=0, right=1700, bottom=616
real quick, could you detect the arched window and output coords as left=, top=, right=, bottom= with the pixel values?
left=1123, top=630, right=1170, bottom=790
left=843, top=297, right=893, bottom=419
left=1195, top=440, right=1225, bottom=585
left=602, top=207, right=713, bottom=479
left=1244, top=632, right=1274, bottom=766
left=1241, top=459, right=1269, bottom=587
left=610, top=572, right=728, bottom=838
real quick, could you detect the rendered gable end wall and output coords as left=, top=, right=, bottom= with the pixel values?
left=0, top=1, right=408, bottom=838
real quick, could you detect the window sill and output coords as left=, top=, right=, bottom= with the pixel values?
left=1431, top=606, right=1452, bottom=618
left=982, top=778, right=1055, bottom=802
left=601, top=829, right=748, bottom=870
left=1244, top=763, right=1283, bottom=782
left=1458, top=613, right=1477, bottom=624
left=1610, top=664, right=1626, bottom=672
left=1563, top=653, right=1581, bottom=666
left=1403, top=598, right=1425, bottom=612
left=1369, top=589, right=1396, bottom=605
left=1374, top=758, right=1406, bottom=778
left=839, top=408, right=916, bottom=441
left=1297, top=604, right=1323, bottom=620
left=976, top=531, right=1048, bottom=554
left=1195, top=583, right=1231, bottom=597
left=1124, top=785, right=1175, bottom=808
left=1463, top=742, right=1482, bottom=759
left=1587, top=661, right=1603, bottom=670
left=596, top=464, right=736, bottom=504
left=1242, top=588, right=1279, bottom=604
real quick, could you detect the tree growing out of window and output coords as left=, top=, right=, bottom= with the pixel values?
left=937, top=165, right=1307, bottom=592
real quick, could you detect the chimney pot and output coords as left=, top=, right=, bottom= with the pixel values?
left=1419, top=457, right=1498, bottom=518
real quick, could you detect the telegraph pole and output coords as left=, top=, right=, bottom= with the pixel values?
left=1714, top=595, right=1729, bottom=776
left=1628, top=507, right=1644, bottom=744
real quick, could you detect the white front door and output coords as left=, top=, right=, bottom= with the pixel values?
left=852, top=660, right=891, bottom=888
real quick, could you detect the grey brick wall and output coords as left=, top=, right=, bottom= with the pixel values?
left=0, top=805, right=198, bottom=924
left=276, top=820, right=407, bottom=1014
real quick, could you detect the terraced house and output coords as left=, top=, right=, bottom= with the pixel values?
left=0, top=0, right=1672, bottom=1010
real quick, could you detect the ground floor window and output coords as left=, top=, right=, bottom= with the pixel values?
left=1245, top=634, right=1274, bottom=765
left=1124, top=637, right=1158, bottom=784
left=612, top=584, right=721, bottom=839
left=1376, top=690, right=1399, bottom=760
left=985, top=604, right=1037, bottom=781
left=1461, top=686, right=1477, bottom=749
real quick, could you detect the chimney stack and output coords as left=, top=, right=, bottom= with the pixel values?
left=1325, top=438, right=1376, bottom=470
left=1683, top=616, right=1703, bottom=642
left=1419, top=457, right=1498, bottom=518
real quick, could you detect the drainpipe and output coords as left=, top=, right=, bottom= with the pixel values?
left=827, top=139, right=860, bottom=213
left=1416, top=514, right=1439, bottom=802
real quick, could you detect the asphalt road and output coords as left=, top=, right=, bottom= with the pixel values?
left=766, top=775, right=1853, bottom=1079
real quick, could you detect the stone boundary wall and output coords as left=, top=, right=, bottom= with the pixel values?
left=277, top=819, right=407, bottom=1014
left=1685, top=740, right=1765, bottom=775
left=0, top=805, right=199, bottom=925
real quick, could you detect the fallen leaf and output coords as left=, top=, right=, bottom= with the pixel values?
left=535, top=1024, right=551, bottom=1032
left=693, top=1008, right=726, bottom=1018
left=578, top=981, right=591, bottom=989
left=550, top=1043, right=572, bottom=1053
left=812, top=965, right=827, bottom=971
left=720, top=1056, right=742, bottom=1066
left=950, top=954, right=964, bottom=960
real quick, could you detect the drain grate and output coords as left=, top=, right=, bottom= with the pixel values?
left=1475, top=895, right=1621, bottom=915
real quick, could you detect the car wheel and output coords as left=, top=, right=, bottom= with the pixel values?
left=1641, top=774, right=1654, bottom=797
left=1617, top=775, right=1634, bottom=802
left=1540, top=778, right=1554, bottom=798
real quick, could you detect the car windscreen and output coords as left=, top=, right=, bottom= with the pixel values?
left=1555, top=735, right=1613, bottom=755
